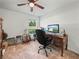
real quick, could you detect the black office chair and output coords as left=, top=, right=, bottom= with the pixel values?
left=36, top=29, right=52, bottom=57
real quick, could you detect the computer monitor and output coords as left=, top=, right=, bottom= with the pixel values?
left=47, top=24, right=59, bottom=33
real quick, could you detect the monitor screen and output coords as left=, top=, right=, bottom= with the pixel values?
left=48, top=24, right=59, bottom=33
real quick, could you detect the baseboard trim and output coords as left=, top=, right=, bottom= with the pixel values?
left=67, top=49, right=79, bottom=56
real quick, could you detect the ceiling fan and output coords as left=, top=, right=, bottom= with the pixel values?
left=17, top=0, right=44, bottom=12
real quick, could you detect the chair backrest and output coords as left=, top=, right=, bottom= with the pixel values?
left=36, top=29, right=46, bottom=45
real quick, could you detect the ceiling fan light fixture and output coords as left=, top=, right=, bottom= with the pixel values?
left=17, top=0, right=44, bottom=12
left=29, top=3, right=34, bottom=7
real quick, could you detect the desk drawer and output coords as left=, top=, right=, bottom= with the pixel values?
left=54, top=39, right=62, bottom=47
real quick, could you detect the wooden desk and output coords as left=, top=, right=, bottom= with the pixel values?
left=47, top=34, right=68, bottom=56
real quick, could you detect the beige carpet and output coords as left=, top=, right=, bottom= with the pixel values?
left=3, top=41, right=79, bottom=59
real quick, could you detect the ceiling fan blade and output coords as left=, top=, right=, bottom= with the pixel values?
left=33, top=0, right=39, bottom=3
left=28, top=0, right=38, bottom=3
left=28, top=0, right=32, bottom=2
left=30, top=7, right=33, bottom=12
left=34, top=3, right=44, bottom=9
left=17, top=3, right=29, bottom=6
left=32, top=0, right=35, bottom=2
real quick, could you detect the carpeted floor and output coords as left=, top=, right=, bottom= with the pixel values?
left=3, top=41, right=79, bottom=59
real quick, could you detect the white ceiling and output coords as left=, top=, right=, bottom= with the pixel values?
left=0, top=0, right=79, bottom=17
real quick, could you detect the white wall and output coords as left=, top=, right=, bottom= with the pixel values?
left=0, top=8, right=39, bottom=38
left=40, top=2, right=79, bottom=54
